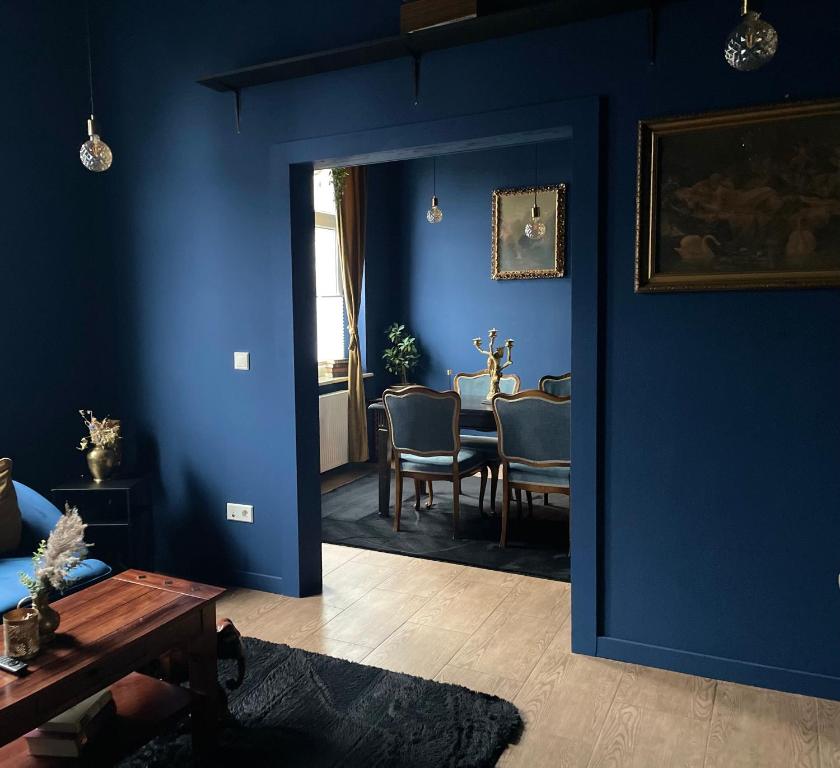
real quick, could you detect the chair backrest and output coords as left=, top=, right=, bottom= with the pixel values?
left=493, top=390, right=570, bottom=466
left=539, top=372, right=571, bottom=397
left=383, top=386, right=460, bottom=457
left=454, top=371, right=520, bottom=398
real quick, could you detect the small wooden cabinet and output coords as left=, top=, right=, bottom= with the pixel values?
left=51, top=478, right=151, bottom=571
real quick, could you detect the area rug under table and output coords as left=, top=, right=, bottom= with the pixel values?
left=119, top=637, right=522, bottom=767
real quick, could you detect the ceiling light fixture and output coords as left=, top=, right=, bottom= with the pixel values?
left=79, top=1, right=113, bottom=172
left=426, top=157, right=443, bottom=224
left=724, top=0, right=778, bottom=72
left=524, top=145, right=545, bottom=241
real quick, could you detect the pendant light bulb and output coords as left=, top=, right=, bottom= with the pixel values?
left=80, top=115, right=113, bottom=172
left=525, top=204, right=546, bottom=241
left=724, top=0, right=778, bottom=71
left=426, top=195, right=444, bottom=224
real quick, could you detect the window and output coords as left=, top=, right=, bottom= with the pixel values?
left=314, top=169, right=345, bottom=363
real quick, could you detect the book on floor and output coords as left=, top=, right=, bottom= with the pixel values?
left=25, top=691, right=115, bottom=757
left=36, top=687, right=113, bottom=735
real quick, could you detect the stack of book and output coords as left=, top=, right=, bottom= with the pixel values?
left=24, top=688, right=115, bottom=758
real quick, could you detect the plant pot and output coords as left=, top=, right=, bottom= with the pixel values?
left=87, top=446, right=117, bottom=483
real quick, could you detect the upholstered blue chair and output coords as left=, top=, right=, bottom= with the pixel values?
left=539, top=372, right=571, bottom=397
left=454, top=371, right=520, bottom=513
left=493, top=391, right=571, bottom=547
left=383, top=386, right=488, bottom=536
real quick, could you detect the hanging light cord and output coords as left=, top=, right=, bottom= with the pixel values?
left=533, top=144, right=539, bottom=206
left=433, top=157, right=437, bottom=196
left=85, top=0, right=95, bottom=116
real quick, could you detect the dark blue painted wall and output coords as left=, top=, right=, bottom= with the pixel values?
left=14, top=0, right=840, bottom=697
left=394, top=143, right=572, bottom=389
left=1, top=1, right=120, bottom=495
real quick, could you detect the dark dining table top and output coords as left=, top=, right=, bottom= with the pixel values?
left=368, top=395, right=492, bottom=414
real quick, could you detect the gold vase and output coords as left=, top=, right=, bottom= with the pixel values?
left=31, top=591, right=60, bottom=644
left=86, top=446, right=117, bottom=483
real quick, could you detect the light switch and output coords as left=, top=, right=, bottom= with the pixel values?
left=234, top=351, right=250, bottom=371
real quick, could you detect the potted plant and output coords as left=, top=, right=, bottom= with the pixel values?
left=19, top=506, right=90, bottom=643
left=382, top=323, right=421, bottom=384
left=78, top=410, right=120, bottom=483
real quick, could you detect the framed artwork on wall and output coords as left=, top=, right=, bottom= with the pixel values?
left=636, top=100, right=840, bottom=292
left=491, top=184, right=566, bottom=280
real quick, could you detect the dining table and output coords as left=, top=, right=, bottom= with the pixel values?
left=367, top=395, right=496, bottom=517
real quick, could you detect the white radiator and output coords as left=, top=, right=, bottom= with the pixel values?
left=319, top=390, right=349, bottom=473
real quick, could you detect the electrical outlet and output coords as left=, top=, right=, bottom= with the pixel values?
left=234, top=351, right=250, bottom=371
left=226, top=502, right=254, bottom=523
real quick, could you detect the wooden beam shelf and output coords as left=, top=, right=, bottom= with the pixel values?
left=197, top=0, right=662, bottom=93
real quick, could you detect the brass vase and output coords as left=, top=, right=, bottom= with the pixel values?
left=31, top=591, right=60, bottom=644
left=86, top=445, right=117, bottom=483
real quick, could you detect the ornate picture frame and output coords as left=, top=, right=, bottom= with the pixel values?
left=636, top=100, right=840, bottom=293
left=491, top=184, right=566, bottom=280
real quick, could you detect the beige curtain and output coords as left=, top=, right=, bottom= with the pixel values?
left=336, top=167, right=369, bottom=462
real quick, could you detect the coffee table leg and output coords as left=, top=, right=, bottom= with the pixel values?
left=188, top=604, right=218, bottom=763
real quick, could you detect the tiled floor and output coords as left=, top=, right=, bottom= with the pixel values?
left=217, top=544, right=838, bottom=767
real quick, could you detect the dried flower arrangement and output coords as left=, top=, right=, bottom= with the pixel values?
left=19, top=505, right=91, bottom=601
left=77, top=409, right=120, bottom=452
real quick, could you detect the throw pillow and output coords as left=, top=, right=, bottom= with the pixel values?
left=0, top=458, right=22, bottom=554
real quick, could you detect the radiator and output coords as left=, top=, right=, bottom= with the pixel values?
left=319, top=390, right=349, bottom=473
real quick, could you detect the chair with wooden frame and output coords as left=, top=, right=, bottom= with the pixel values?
left=537, top=372, right=571, bottom=505
left=453, top=371, right=520, bottom=514
left=383, top=386, right=489, bottom=537
left=493, top=391, right=571, bottom=547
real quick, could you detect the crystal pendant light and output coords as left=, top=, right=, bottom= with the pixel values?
left=525, top=145, right=545, bottom=241
left=724, top=0, right=778, bottom=72
left=79, top=2, right=113, bottom=172
left=426, top=157, right=443, bottom=223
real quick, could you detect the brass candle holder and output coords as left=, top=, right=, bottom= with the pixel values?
left=472, top=329, right=514, bottom=400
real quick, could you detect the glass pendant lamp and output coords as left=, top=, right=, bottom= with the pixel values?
left=525, top=145, right=545, bottom=241
left=724, top=0, right=778, bottom=72
left=80, top=1, right=113, bottom=172
left=426, top=157, right=443, bottom=224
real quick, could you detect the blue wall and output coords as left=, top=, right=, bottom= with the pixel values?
left=0, top=1, right=120, bottom=494
left=14, top=0, right=840, bottom=698
left=394, top=143, right=572, bottom=389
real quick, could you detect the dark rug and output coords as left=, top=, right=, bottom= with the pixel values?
left=119, top=638, right=522, bottom=767
left=322, top=473, right=570, bottom=582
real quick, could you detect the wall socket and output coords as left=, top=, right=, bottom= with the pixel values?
left=226, top=502, right=254, bottom=523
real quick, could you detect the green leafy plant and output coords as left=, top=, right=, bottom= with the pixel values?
left=382, top=323, right=420, bottom=384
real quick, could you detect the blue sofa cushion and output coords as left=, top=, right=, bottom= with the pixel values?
left=0, top=556, right=112, bottom=616
left=508, top=463, right=570, bottom=489
left=401, top=448, right=484, bottom=475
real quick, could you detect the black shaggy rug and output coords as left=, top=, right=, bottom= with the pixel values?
left=119, top=638, right=522, bottom=767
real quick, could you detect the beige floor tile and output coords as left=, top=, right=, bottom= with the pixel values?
left=435, top=664, right=523, bottom=701
left=500, top=730, right=595, bottom=768
left=363, top=621, right=468, bottom=679
left=216, top=587, right=287, bottom=626
left=705, top=681, right=820, bottom=768
left=614, top=664, right=716, bottom=720
left=234, top=594, right=343, bottom=646
left=819, top=699, right=840, bottom=768
left=588, top=703, right=709, bottom=768
left=292, top=632, right=373, bottom=663
left=412, top=577, right=513, bottom=634
left=320, top=588, right=429, bottom=646
left=321, top=543, right=359, bottom=575
left=377, top=557, right=461, bottom=598
left=320, top=559, right=396, bottom=609
left=497, top=576, right=571, bottom=626
left=449, top=606, right=560, bottom=682
left=347, top=548, right=414, bottom=572
left=451, top=564, right=523, bottom=589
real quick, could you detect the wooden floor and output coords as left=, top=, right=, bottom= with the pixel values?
left=218, top=544, right=839, bottom=767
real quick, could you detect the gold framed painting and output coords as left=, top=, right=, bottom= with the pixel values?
left=491, top=185, right=566, bottom=280
left=636, top=100, right=840, bottom=292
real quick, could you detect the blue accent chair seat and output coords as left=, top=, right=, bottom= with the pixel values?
left=0, top=482, right=112, bottom=615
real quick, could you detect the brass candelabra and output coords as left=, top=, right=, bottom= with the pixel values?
left=472, top=329, right=514, bottom=400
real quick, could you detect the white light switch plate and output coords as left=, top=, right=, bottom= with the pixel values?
left=234, top=351, right=250, bottom=371
left=226, top=503, right=254, bottom=523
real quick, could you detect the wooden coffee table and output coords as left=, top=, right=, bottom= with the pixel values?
left=0, top=570, right=224, bottom=765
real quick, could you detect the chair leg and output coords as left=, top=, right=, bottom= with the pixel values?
left=394, top=466, right=403, bottom=532
left=516, top=489, right=523, bottom=519
left=543, top=493, right=549, bottom=506
left=426, top=481, right=434, bottom=509
left=452, top=475, right=460, bottom=539
left=489, top=462, right=498, bottom=515
left=478, top=466, right=488, bottom=515
left=501, top=478, right=510, bottom=548
left=526, top=491, right=534, bottom=517
left=413, top=479, right=422, bottom=512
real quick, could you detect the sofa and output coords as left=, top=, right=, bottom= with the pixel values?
left=0, top=482, right=111, bottom=615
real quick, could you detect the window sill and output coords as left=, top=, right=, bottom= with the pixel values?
left=318, top=372, right=374, bottom=387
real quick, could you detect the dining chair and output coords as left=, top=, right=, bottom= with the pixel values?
left=383, top=386, right=488, bottom=537
left=454, top=371, right=520, bottom=514
left=537, top=372, right=571, bottom=505
left=493, top=391, right=571, bottom=547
